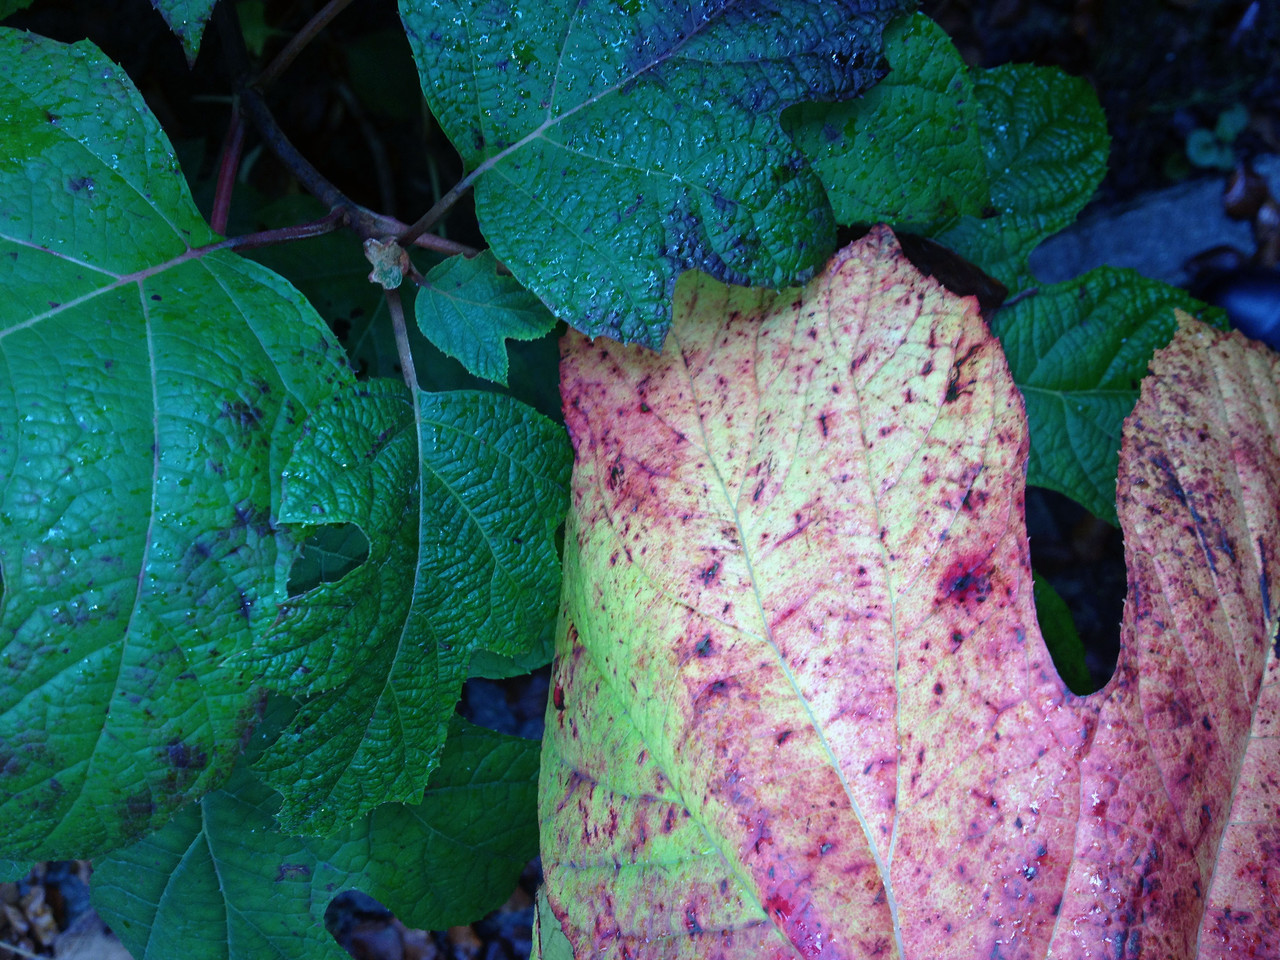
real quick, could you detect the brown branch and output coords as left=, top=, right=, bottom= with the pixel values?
left=256, top=0, right=361, bottom=89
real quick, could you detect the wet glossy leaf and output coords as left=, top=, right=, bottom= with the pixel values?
left=248, top=380, right=569, bottom=834
left=415, top=251, right=558, bottom=386
left=788, top=12, right=1108, bottom=291
left=931, top=64, right=1108, bottom=292
left=93, top=705, right=540, bottom=960
left=0, top=30, right=351, bottom=859
left=783, top=15, right=987, bottom=235
left=541, top=227, right=1280, bottom=958
left=399, top=0, right=909, bottom=348
left=992, top=266, right=1227, bottom=524
left=153, top=0, right=218, bottom=63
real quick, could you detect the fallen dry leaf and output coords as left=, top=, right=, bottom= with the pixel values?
left=540, top=227, right=1280, bottom=959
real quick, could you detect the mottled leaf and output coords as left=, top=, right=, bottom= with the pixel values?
left=94, top=704, right=541, bottom=960
left=399, top=0, right=908, bottom=348
left=992, top=266, right=1227, bottom=524
left=0, top=30, right=350, bottom=859
left=534, top=886, right=576, bottom=960
left=248, top=380, right=569, bottom=834
left=540, top=227, right=1280, bottom=958
left=416, top=251, right=558, bottom=386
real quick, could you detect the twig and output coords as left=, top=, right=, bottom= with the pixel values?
left=210, top=104, right=245, bottom=235
left=0, top=939, right=43, bottom=960
left=256, top=0, right=361, bottom=88
left=398, top=169, right=481, bottom=247
left=385, top=287, right=420, bottom=395
left=216, top=211, right=346, bottom=252
left=215, top=2, right=478, bottom=256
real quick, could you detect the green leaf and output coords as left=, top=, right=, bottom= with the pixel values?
left=153, top=0, right=218, bottom=63
left=93, top=705, right=541, bottom=960
left=0, top=30, right=351, bottom=859
left=286, top=523, right=371, bottom=597
left=415, top=251, right=557, bottom=386
left=0, top=860, right=31, bottom=881
left=533, top=886, right=575, bottom=960
left=992, top=267, right=1227, bottom=523
left=783, top=14, right=988, bottom=234
left=247, top=380, right=569, bottom=834
left=1031, top=572, right=1092, bottom=695
left=399, top=0, right=909, bottom=348
left=788, top=14, right=1108, bottom=291
left=932, top=64, right=1109, bottom=291
left=0, top=1, right=34, bottom=20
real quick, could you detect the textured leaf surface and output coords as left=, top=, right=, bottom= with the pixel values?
left=94, top=706, right=541, bottom=960
left=787, top=13, right=1107, bottom=291
left=782, top=15, right=986, bottom=235
left=534, top=886, right=576, bottom=960
left=399, top=0, right=908, bottom=348
left=540, top=226, right=1280, bottom=958
left=0, top=30, right=350, bottom=858
left=992, top=266, right=1226, bottom=524
left=416, top=251, right=557, bottom=386
left=931, top=63, right=1107, bottom=291
left=248, top=380, right=570, bottom=834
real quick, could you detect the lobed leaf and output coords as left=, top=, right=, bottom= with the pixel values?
left=398, top=0, right=909, bottom=348
left=788, top=13, right=1108, bottom=292
left=0, top=30, right=351, bottom=859
left=540, top=227, right=1280, bottom=958
left=782, top=15, right=987, bottom=235
left=93, top=704, right=541, bottom=960
left=247, top=380, right=570, bottom=834
left=992, top=266, right=1226, bottom=524
left=415, top=250, right=558, bottom=386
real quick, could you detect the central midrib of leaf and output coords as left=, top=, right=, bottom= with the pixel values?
left=671, top=324, right=908, bottom=954
left=464, top=0, right=734, bottom=184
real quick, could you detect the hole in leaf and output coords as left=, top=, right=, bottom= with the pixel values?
left=286, top=523, right=370, bottom=597
left=1024, top=487, right=1125, bottom=692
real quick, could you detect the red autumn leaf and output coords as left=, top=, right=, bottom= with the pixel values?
left=539, top=225, right=1280, bottom=959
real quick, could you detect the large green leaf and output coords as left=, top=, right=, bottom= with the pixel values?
left=93, top=705, right=540, bottom=960
left=247, top=380, right=569, bottom=834
left=0, top=30, right=351, bottom=859
left=932, top=63, right=1108, bottom=291
left=787, top=12, right=1108, bottom=291
left=399, top=0, right=909, bottom=348
left=783, top=14, right=987, bottom=234
left=992, top=267, right=1227, bottom=523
